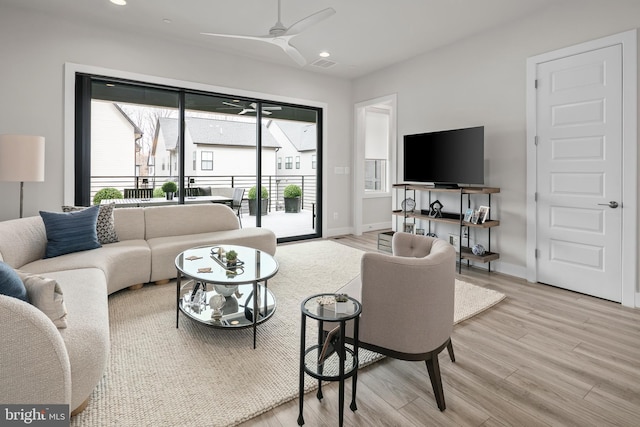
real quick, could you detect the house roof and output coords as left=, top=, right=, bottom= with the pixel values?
left=156, top=117, right=281, bottom=151
left=274, top=121, right=317, bottom=152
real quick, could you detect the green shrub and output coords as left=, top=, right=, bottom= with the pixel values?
left=93, top=187, right=123, bottom=205
left=161, top=181, right=177, bottom=194
left=153, top=187, right=164, bottom=198
left=283, top=184, right=302, bottom=198
left=247, top=186, right=268, bottom=200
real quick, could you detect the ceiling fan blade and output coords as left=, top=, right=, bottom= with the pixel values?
left=201, top=32, right=273, bottom=43
left=285, top=7, right=336, bottom=36
left=222, top=101, right=243, bottom=108
left=271, top=38, right=306, bottom=66
left=262, top=106, right=282, bottom=111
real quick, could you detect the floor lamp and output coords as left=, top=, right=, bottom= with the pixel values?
left=0, top=134, right=45, bottom=218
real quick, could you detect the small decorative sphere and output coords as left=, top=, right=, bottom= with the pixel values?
left=472, top=244, right=486, bottom=256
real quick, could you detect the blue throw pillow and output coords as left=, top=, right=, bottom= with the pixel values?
left=0, top=261, right=28, bottom=302
left=40, top=205, right=101, bottom=258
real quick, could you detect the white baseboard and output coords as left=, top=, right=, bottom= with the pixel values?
left=325, top=226, right=354, bottom=238
left=361, top=222, right=392, bottom=233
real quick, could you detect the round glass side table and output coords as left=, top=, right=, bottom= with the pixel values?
left=297, top=293, right=361, bottom=427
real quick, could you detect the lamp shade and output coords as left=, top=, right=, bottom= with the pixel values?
left=0, top=134, right=45, bottom=182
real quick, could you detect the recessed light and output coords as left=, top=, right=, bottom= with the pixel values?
left=319, top=51, right=330, bottom=58
left=110, top=0, right=127, bottom=6
left=163, top=18, right=172, bottom=24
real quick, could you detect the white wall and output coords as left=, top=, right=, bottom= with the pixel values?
left=352, top=0, right=640, bottom=277
left=0, top=5, right=352, bottom=237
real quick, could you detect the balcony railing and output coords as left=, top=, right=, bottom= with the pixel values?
left=90, top=175, right=317, bottom=211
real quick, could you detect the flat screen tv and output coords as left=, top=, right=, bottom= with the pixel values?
left=403, top=126, right=484, bottom=188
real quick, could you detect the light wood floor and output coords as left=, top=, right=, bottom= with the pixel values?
left=240, top=231, right=640, bottom=427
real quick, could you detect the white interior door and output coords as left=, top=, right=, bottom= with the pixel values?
left=535, top=45, right=623, bottom=302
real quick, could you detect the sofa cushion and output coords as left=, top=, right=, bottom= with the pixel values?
left=16, top=271, right=67, bottom=328
left=40, top=206, right=101, bottom=258
left=62, top=204, right=119, bottom=244
left=0, top=261, right=28, bottom=302
left=19, top=240, right=152, bottom=295
left=146, top=228, right=276, bottom=282
left=45, top=268, right=110, bottom=412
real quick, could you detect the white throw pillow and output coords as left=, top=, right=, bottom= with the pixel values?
left=16, top=271, right=68, bottom=329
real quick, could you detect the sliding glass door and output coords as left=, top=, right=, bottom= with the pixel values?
left=75, top=74, right=321, bottom=241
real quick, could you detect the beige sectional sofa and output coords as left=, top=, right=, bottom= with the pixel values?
left=0, top=203, right=276, bottom=415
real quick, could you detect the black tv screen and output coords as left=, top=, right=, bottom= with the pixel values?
left=403, top=126, right=484, bottom=187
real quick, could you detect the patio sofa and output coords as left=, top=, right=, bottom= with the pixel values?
left=0, top=203, right=276, bottom=415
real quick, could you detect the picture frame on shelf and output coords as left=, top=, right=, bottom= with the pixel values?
left=403, top=223, right=415, bottom=234
left=478, top=205, right=490, bottom=223
left=463, top=208, right=473, bottom=222
left=470, top=209, right=480, bottom=224
left=416, top=228, right=425, bottom=235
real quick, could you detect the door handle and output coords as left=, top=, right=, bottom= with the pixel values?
left=597, top=201, right=619, bottom=208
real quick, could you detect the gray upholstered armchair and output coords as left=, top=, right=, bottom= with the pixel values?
left=331, top=231, right=456, bottom=410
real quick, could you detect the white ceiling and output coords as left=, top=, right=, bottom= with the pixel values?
left=5, top=0, right=562, bottom=79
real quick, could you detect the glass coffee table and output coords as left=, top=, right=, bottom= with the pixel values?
left=175, top=244, right=279, bottom=348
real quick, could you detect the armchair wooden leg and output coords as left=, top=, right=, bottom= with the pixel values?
left=446, top=339, right=455, bottom=363
left=425, top=355, right=446, bottom=411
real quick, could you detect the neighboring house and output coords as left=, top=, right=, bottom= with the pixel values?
left=269, top=120, right=317, bottom=178
left=150, top=116, right=281, bottom=183
left=91, top=100, right=143, bottom=179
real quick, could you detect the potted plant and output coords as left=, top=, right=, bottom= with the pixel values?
left=161, top=181, right=177, bottom=200
left=93, top=187, right=123, bottom=205
left=247, top=185, right=268, bottom=216
left=225, top=250, right=238, bottom=267
left=283, top=184, right=302, bottom=213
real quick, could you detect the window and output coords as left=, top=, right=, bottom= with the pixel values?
left=285, top=156, right=293, bottom=169
left=365, top=160, right=386, bottom=191
left=278, top=157, right=282, bottom=170
left=364, top=108, right=390, bottom=192
left=312, top=154, right=317, bottom=169
left=201, top=151, right=213, bottom=170
left=295, top=156, right=300, bottom=169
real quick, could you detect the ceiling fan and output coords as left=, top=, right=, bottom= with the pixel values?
left=201, top=0, right=336, bottom=66
left=220, top=101, right=282, bottom=115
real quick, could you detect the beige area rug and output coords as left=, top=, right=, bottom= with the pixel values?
left=71, top=240, right=505, bottom=427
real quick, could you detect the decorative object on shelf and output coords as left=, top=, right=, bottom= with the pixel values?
left=470, top=209, right=480, bottom=224
left=472, top=244, right=486, bottom=256
left=316, top=295, right=335, bottom=305
left=426, top=232, right=438, bottom=238
left=209, top=294, right=226, bottom=319
left=225, top=250, right=239, bottom=267
left=403, top=223, right=415, bottom=234
left=214, top=284, right=238, bottom=297
left=463, top=208, right=473, bottom=222
left=477, top=205, right=490, bottom=223
left=416, top=228, right=425, bottom=235
left=401, top=197, right=416, bottom=213
left=429, top=200, right=444, bottom=218
left=335, top=293, right=349, bottom=314
left=317, top=325, right=341, bottom=365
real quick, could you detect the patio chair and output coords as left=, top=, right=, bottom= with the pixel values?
left=231, top=188, right=245, bottom=228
